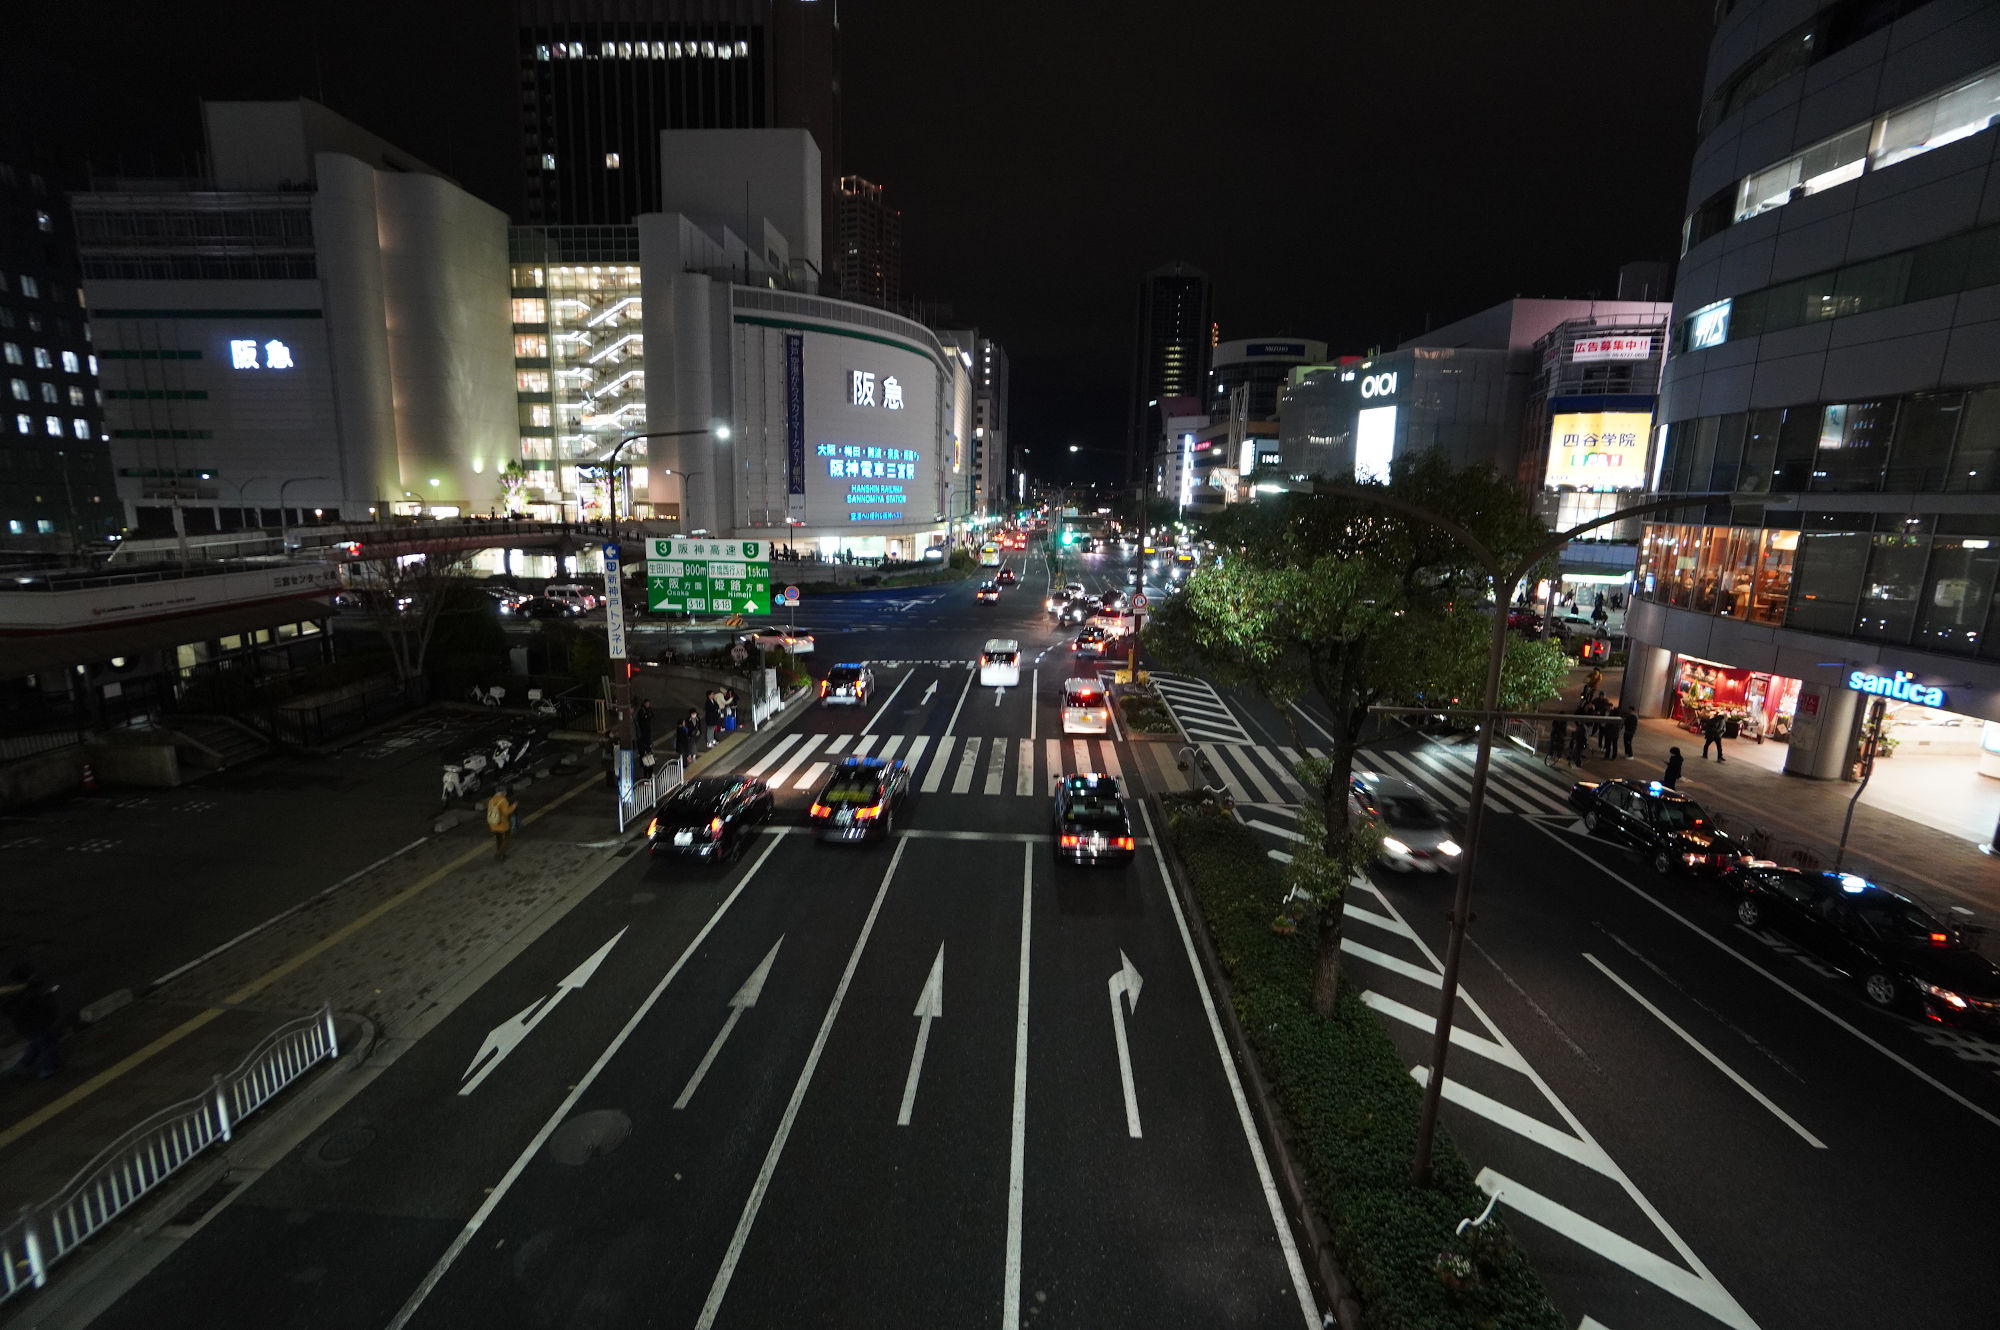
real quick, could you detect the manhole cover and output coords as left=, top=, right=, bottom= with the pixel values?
left=312, top=1125, right=377, bottom=1164
left=545, top=1109, right=631, bottom=1166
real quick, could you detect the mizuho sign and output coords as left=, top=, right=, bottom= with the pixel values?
left=1360, top=372, right=1398, bottom=399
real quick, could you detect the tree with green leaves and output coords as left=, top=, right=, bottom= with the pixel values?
left=1147, top=454, right=1569, bottom=1016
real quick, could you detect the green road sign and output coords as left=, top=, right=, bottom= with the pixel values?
left=646, top=537, right=772, bottom=615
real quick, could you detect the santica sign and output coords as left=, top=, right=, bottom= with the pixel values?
left=1847, top=669, right=1945, bottom=708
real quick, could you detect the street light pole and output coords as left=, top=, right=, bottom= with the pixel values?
left=279, top=476, right=327, bottom=530
left=599, top=424, right=730, bottom=547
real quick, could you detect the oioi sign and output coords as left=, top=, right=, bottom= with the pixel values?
left=647, top=537, right=771, bottom=615
left=1847, top=668, right=1946, bottom=708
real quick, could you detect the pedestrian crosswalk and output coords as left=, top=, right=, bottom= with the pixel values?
left=1149, top=672, right=1253, bottom=745
left=739, top=731, right=1126, bottom=799
left=1198, top=740, right=1578, bottom=820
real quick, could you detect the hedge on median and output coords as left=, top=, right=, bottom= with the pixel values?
left=1163, top=801, right=1565, bottom=1330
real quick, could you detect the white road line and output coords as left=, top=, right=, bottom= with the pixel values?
left=764, top=733, right=827, bottom=788
left=1099, top=741, right=1122, bottom=780
left=858, top=673, right=909, bottom=734
left=1072, top=738, right=1091, bottom=774
left=1217, top=746, right=1285, bottom=804
left=387, top=833, right=790, bottom=1330
left=919, top=737, right=955, bottom=793
left=1015, top=740, right=1036, bottom=797
left=1241, top=745, right=1307, bottom=802
left=1382, top=750, right=1533, bottom=815
left=1134, top=803, right=1319, bottom=1328
left=696, top=841, right=910, bottom=1329
left=1344, top=904, right=1412, bottom=937
left=878, top=735, right=904, bottom=760
left=1029, top=667, right=1038, bottom=740
left=792, top=761, right=828, bottom=792
left=742, top=733, right=801, bottom=778
left=1341, top=936, right=1443, bottom=988
left=1582, top=952, right=1827, bottom=1149
left=1288, top=699, right=1337, bottom=745
left=1408, top=1066, right=1615, bottom=1176
left=1002, top=843, right=1032, bottom=1330
left=951, top=737, right=983, bottom=794
left=1527, top=818, right=2000, bottom=1134
left=983, top=739, right=1007, bottom=796
left=944, top=667, right=976, bottom=735
left=1359, top=990, right=1528, bottom=1072
left=1045, top=738, right=1062, bottom=781
left=1243, top=818, right=1308, bottom=844
left=850, top=735, right=878, bottom=756
left=1474, top=1169, right=1759, bottom=1330
left=828, top=733, right=854, bottom=750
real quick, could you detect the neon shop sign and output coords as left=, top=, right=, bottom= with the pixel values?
left=1846, top=669, right=1945, bottom=708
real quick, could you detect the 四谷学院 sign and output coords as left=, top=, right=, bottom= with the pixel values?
left=1545, top=410, right=1651, bottom=490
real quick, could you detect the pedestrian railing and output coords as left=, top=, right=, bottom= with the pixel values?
left=616, top=756, right=685, bottom=833
left=0, top=1005, right=339, bottom=1306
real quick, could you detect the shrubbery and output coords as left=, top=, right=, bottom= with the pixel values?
left=1163, top=804, right=1564, bottom=1330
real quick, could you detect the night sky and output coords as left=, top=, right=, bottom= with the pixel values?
left=5, top=1, right=1715, bottom=482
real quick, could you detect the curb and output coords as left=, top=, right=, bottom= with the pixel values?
left=1147, top=793, right=1364, bottom=1330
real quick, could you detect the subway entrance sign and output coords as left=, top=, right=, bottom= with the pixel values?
left=647, top=538, right=772, bottom=615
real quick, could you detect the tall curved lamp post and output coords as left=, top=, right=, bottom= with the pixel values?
left=655, top=468, right=708, bottom=535
left=597, top=424, right=730, bottom=545
left=279, top=476, right=327, bottom=528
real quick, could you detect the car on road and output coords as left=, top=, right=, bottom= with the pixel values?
left=519, top=595, right=584, bottom=620
left=808, top=756, right=910, bottom=843
left=1060, top=676, right=1111, bottom=734
left=819, top=662, right=877, bottom=708
left=1568, top=777, right=1745, bottom=875
left=1727, top=864, right=2000, bottom=1029
left=740, top=627, right=816, bottom=656
left=486, top=587, right=534, bottom=615
left=648, top=775, right=774, bottom=863
left=979, top=638, right=1022, bottom=687
left=1098, top=588, right=1128, bottom=611
left=995, top=567, right=1018, bottom=586
left=543, top=583, right=600, bottom=612
left=975, top=581, right=1002, bottom=603
left=1349, top=771, right=1460, bottom=873
left=1071, top=624, right=1117, bottom=659
left=1052, top=772, right=1136, bottom=867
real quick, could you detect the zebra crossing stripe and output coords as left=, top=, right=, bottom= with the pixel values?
left=904, top=735, right=931, bottom=785
left=851, top=735, right=878, bottom=756
left=765, top=734, right=827, bottom=788
left=793, top=761, right=829, bottom=792
left=1382, top=750, right=1538, bottom=816
left=1071, top=739, right=1091, bottom=775
left=745, top=733, right=801, bottom=778
left=1240, top=745, right=1307, bottom=802
left=1214, top=746, right=1285, bottom=804
left=1099, top=742, right=1122, bottom=780
left=878, top=735, right=905, bottom=760
left=919, top=737, right=955, bottom=793
left=1015, top=740, right=1036, bottom=797
left=950, top=738, right=983, bottom=794
left=983, top=740, right=1007, bottom=796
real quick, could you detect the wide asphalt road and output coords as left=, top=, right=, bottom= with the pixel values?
left=85, top=548, right=1321, bottom=1329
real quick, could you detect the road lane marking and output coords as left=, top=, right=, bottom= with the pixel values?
left=697, top=840, right=909, bottom=1328
left=919, top=737, right=956, bottom=793
left=1108, top=951, right=1144, bottom=1137
left=858, top=673, right=908, bottom=735
left=764, top=733, right=827, bottom=788
left=742, top=733, right=801, bottom=777
left=1099, top=741, right=1121, bottom=780
left=1528, top=819, right=2000, bottom=1133
left=943, top=667, right=976, bottom=735
left=878, top=735, right=905, bottom=760
left=1474, top=1169, right=1759, bottom=1330
left=983, top=739, right=1007, bottom=795
left=1344, top=904, right=1412, bottom=938
left=1408, top=1066, right=1615, bottom=1176
left=1359, top=991, right=1528, bottom=1072
left=1342, top=936, right=1443, bottom=988
left=1015, top=740, right=1036, bottom=797
left=1003, top=843, right=1032, bottom=1330
left=898, top=944, right=945, bottom=1127
left=950, top=738, right=983, bottom=794
left=388, top=826, right=789, bottom=1330
left=792, top=762, right=828, bottom=792
left=1135, top=800, right=1319, bottom=1327
left=460, top=928, right=626, bottom=1096
left=850, top=735, right=879, bottom=756
left=1044, top=738, right=1061, bottom=782
left=1581, top=952, right=1827, bottom=1150
left=1243, top=818, right=1308, bottom=844
left=1029, top=667, right=1038, bottom=741
left=675, top=938, right=784, bottom=1110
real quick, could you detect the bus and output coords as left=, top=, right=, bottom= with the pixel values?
left=980, top=542, right=1002, bottom=567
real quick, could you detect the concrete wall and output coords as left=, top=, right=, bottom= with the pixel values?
left=314, top=155, right=401, bottom=514
left=82, top=741, right=180, bottom=788
left=657, top=130, right=823, bottom=276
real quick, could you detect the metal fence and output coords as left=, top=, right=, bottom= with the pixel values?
left=0, top=1005, right=338, bottom=1306
left=0, top=727, right=85, bottom=763
left=267, top=678, right=427, bottom=747
left=617, top=756, right=684, bottom=833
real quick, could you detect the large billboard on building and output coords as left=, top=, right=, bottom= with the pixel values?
left=1545, top=409, right=1652, bottom=489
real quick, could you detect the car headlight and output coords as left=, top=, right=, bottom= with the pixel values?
left=1381, top=837, right=1410, bottom=855
left=1684, top=852, right=1708, bottom=864
left=1922, top=982, right=1969, bottom=1010
left=1437, top=840, right=1461, bottom=856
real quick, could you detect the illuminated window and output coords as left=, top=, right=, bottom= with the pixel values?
left=14, top=413, right=27, bottom=434
left=542, top=153, right=556, bottom=170
left=38, top=383, right=53, bottom=402
left=517, top=370, right=551, bottom=393
left=71, top=418, right=88, bottom=438
left=669, top=41, right=683, bottom=57
left=67, top=386, right=83, bottom=406
left=19, top=276, right=38, bottom=299
left=605, top=152, right=621, bottom=169
left=60, top=350, right=78, bottom=373
left=511, top=298, right=547, bottom=324
left=600, top=41, right=615, bottom=56
left=33, top=347, right=51, bottom=369
left=651, top=41, right=665, bottom=57
left=537, top=44, right=550, bottom=60
left=0, top=344, right=16, bottom=365
left=701, top=40, right=715, bottom=56
left=528, top=403, right=552, bottom=427
left=734, top=39, right=748, bottom=56
left=44, top=415, right=60, bottom=436
left=520, top=438, right=554, bottom=460
left=514, top=333, right=549, bottom=358
left=87, top=354, right=96, bottom=374
left=7, top=380, right=22, bottom=400
left=36, top=211, right=51, bottom=233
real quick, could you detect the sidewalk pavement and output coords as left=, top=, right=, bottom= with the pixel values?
left=1537, top=667, right=2000, bottom=941
left=0, top=696, right=793, bottom=1230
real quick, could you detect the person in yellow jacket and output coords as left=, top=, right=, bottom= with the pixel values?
left=486, top=787, right=519, bottom=860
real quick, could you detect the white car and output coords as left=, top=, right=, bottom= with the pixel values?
left=741, top=627, right=816, bottom=656
left=1060, top=677, right=1111, bottom=734
left=543, top=583, right=600, bottom=611
left=979, top=638, right=1021, bottom=687
left=1349, top=772, right=1461, bottom=873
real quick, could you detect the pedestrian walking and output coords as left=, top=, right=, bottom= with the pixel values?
left=1598, top=712, right=1619, bottom=759
left=1582, top=666, right=1604, bottom=704
left=633, top=698, right=653, bottom=755
left=1548, top=716, right=1568, bottom=760
left=1663, top=746, right=1685, bottom=789
left=723, top=688, right=740, bottom=733
left=703, top=690, right=723, bottom=748
left=1, top=964, right=63, bottom=1078
left=1594, top=590, right=1605, bottom=615
left=1592, top=601, right=1609, bottom=628
left=1568, top=707, right=1590, bottom=765
left=485, top=787, right=519, bottom=859
left=1619, top=703, right=1639, bottom=758
left=1701, top=711, right=1727, bottom=762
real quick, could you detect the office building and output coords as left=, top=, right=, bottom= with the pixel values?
left=0, top=147, right=116, bottom=553
left=73, top=101, right=517, bottom=532
left=1128, top=261, right=1211, bottom=485
left=1627, top=0, right=2000, bottom=842
left=518, top=0, right=841, bottom=253
left=834, top=176, right=901, bottom=308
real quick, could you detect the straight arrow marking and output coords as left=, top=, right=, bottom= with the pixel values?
left=1108, top=949, right=1143, bottom=1138
left=460, top=927, right=626, bottom=1096
left=920, top=680, right=939, bottom=706
left=675, top=937, right=784, bottom=1110
left=896, top=943, right=945, bottom=1126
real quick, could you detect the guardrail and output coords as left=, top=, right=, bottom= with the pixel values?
left=617, top=756, right=684, bottom=833
left=0, top=1004, right=339, bottom=1306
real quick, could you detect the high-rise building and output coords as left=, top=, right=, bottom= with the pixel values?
left=1629, top=1, right=2000, bottom=813
left=1128, top=261, right=1210, bottom=485
left=938, top=328, right=1009, bottom=516
left=834, top=176, right=901, bottom=308
left=0, top=145, right=116, bottom=553
left=518, top=0, right=840, bottom=250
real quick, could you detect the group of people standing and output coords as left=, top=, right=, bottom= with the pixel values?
left=1545, top=667, right=1639, bottom=767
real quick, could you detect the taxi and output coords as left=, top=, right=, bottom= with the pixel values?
left=808, top=756, right=910, bottom=843
left=1051, top=772, right=1136, bottom=867
left=1060, top=676, right=1111, bottom=734
left=980, top=639, right=1022, bottom=687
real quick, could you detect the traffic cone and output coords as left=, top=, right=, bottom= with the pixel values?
left=81, top=762, right=97, bottom=791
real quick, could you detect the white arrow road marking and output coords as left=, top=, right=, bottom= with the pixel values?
left=919, top=679, right=939, bottom=706
left=993, top=686, right=1006, bottom=707
left=897, top=944, right=945, bottom=1125
left=1108, top=949, right=1144, bottom=1138
left=459, top=928, right=626, bottom=1096
left=675, top=937, right=784, bottom=1110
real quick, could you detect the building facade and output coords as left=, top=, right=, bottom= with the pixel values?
left=1628, top=0, right=2000, bottom=834
left=0, top=149, right=116, bottom=553
left=1128, top=261, right=1211, bottom=485
left=74, top=102, right=517, bottom=532
left=834, top=176, right=901, bottom=308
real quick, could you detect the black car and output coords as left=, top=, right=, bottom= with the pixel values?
left=995, top=567, right=1018, bottom=586
left=818, top=662, right=877, bottom=709
left=519, top=595, right=584, bottom=620
left=648, top=775, right=774, bottom=862
left=1728, top=864, right=2000, bottom=1030
left=1568, top=777, right=1743, bottom=875
left=808, top=756, right=911, bottom=843
left=1052, top=772, right=1136, bottom=867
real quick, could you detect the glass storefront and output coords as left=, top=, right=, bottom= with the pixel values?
left=1638, top=523, right=1795, bottom=624
left=1671, top=657, right=1802, bottom=742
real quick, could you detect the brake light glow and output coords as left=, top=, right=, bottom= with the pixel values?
left=1059, top=834, right=1083, bottom=848
left=1931, top=932, right=1951, bottom=945
left=810, top=802, right=831, bottom=818
left=1112, top=836, right=1134, bottom=850
left=854, top=802, right=884, bottom=820
left=819, top=681, right=828, bottom=695
left=646, top=817, right=658, bottom=837
left=707, top=817, right=724, bottom=839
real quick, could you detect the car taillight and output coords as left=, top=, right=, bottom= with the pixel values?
left=820, top=681, right=828, bottom=695
left=1112, top=836, right=1134, bottom=850
left=810, top=803, right=831, bottom=818
left=855, top=802, right=884, bottom=820
left=1059, top=834, right=1083, bottom=848
left=707, top=817, right=724, bottom=839
left=646, top=817, right=658, bottom=837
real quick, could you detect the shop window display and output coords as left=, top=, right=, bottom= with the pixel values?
left=1672, top=659, right=1802, bottom=744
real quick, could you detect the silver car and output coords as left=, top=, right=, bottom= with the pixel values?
left=1349, top=771, right=1461, bottom=873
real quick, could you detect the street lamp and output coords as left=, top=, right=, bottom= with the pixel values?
left=222, top=475, right=268, bottom=530
left=279, top=476, right=327, bottom=527
left=655, top=468, right=708, bottom=534
left=596, top=423, right=729, bottom=544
